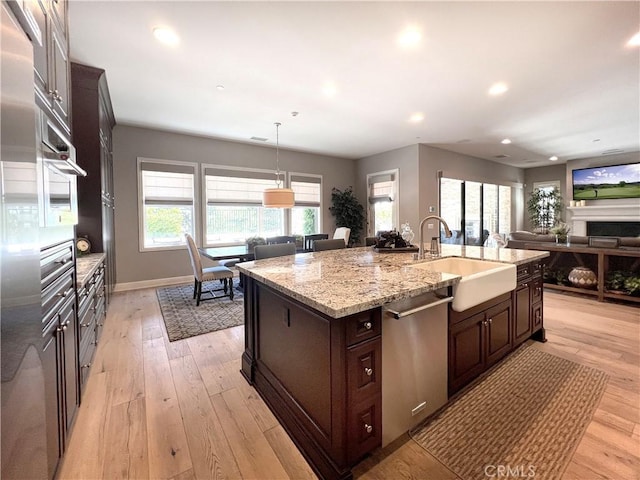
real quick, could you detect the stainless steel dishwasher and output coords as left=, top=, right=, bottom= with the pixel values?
left=382, top=288, right=452, bottom=446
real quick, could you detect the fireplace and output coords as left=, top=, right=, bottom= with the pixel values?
left=587, top=221, right=640, bottom=237
left=568, top=203, right=640, bottom=236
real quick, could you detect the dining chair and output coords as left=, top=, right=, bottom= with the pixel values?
left=254, top=242, right=296, bottom=260
left=303, top=233, right=329, bottom=250
left=266, top=235, right=297, bottom=245
left=333, top=227, right=351, bottom=246
left=312, top=238, right=346, bottom=252
left=185, top=234, right=234, bottom=305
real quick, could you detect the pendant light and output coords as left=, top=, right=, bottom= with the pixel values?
left=262, top=122, right=295, bottom=208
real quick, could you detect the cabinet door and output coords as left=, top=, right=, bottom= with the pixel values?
left=31, top=0, right=49, bottom=96
left=513, top=282, right=532, bottom=347
left=485, top=300, right=512, bottom=366
left=532, top=302, right=543, bottom=332
left=59, top=297, right=78, bottom=440
left=449, top=312, right=485, bottom=394
left=50, top=25, right=69, bottom=128
left=42, top=320, right=63, bottom=479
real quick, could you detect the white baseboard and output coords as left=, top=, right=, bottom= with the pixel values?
left=114, top=275, right=193, bottom=292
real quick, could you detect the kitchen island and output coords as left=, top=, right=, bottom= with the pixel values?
left=236, top=245, right=548, bottom=480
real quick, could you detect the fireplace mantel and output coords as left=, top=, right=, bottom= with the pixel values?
left=568, top=203, right=640, bottom=235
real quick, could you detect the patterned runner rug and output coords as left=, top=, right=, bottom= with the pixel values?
left=410, top=345, right=608, bottom=480
left=156, top=280, right=244, bottom=341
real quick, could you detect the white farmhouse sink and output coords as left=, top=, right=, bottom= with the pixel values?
left=409, top=257, right=516, bottom=312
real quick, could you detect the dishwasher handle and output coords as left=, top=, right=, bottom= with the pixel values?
left=385, top=294, right=453, bottom=319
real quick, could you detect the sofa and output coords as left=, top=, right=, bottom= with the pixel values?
left=505, top=231, right=640, bottom=249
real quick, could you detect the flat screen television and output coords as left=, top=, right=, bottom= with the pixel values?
left=572, top=162, right=640, bottom=200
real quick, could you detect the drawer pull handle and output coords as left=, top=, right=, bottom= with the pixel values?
left=363, top=321, right=372, bottom=330
left=364, top=367, right=373, bottom=377
left=56, top=258, right=68, bottom=264
left=81, top=363, right=91, bottom=369
left=488, top=318, right=493, bottom=324
left=364, top=423, right=373, bottom=434
left=56, top=291, right=68, bottom=298
left=81, top=322, right=91, bottom=328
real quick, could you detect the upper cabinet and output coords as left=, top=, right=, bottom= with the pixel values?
left=23, top=0, right=71, bottom=135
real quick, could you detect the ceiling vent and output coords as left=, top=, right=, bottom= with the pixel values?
left=601, top=149, right=624, bottom=155
left=494, top=154, right=510, bottom=158
left=250, top=136, right=268, bottom=142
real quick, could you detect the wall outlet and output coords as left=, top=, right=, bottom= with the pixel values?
left=427, top=223, right=434, bottom=229
left=429, top=206, right=436, bottom=213
left=412, top=401, right=427, bottom=416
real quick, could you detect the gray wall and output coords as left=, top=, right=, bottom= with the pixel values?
left=418, top=146, right=525, bottom=232
left=112, top=125, right=356, bottom=285
left=355, top=144, right=526, bottom=241
left=356, top=145, right=420, bottom=233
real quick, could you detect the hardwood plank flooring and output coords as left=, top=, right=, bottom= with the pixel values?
left=58, top=289, right=639, bottom=479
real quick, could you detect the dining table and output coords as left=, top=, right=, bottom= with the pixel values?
left=199, top=245, right=254, bottom=262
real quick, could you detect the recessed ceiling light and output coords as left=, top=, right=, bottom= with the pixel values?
left=501, top=138, right=512, bottom=144
left=397, top=27, right=422, bottom=47
left=488, top=82, right=508, bottom=96
left=216, top=85, right=225, bottom=91
left=592, top=138, right=601, bottom=142
left=323, top=82, right=337, bottom=97
left=549, top=156, right=558, bottom=161
left=152, top=26, right=179, bottom=46
left=409, top=112, right=424, bottom=123
left=627, top=32, right=640, bottom=47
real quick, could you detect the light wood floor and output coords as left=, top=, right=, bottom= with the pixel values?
left=58, top=289, right=639, bottom=480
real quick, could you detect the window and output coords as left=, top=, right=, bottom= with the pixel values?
left=138, top=159, right=196, bottom=250
left=203, top=166, right=284, bottom=245
left=440, top=177, right=512, bottom=246
left=290, top=174, right=322, bottom=236
left=367, top=170, right=398, bottom=235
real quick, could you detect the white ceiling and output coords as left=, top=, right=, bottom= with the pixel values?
left=68, top=1, right=640, bottom=168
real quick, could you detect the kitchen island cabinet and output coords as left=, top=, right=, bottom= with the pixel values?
left=237, top=245, right=548, bottom=480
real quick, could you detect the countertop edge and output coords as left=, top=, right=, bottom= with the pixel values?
left=237, top=247, right=550, bottom=318
left=76, top=253, right=106, bottom=288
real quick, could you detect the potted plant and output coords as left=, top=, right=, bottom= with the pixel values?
left=549, top=221, right=571, bottom=244
left=527, top=187, right=563, bottom=234
left=328, top=186, right=365, bottom=246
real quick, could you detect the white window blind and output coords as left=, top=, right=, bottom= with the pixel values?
left=368, top=173, right=394, bottom=203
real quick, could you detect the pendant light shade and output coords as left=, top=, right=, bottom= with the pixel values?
left=263, top=122, right=295, bottom=208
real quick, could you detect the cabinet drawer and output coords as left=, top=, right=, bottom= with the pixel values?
left=79, top=339, right=96, bottom=391
left=517, top=263, right=532, bottom=281
left=345, top=309, right=381, bottom=346
left=78, top=299, right=94, bottom=347
left=41, top=267, right=74, bottom=327
left=348, top=396, right=381, bottom=464
left=347, top=338, right=381, bottom=406
left=40, top=241, right=73, bottom=290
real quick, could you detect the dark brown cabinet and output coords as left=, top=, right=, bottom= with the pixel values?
left=40, top=240, right=78, bottom=477
left=448, top=259, right=545, bottom=395
left=71, top=63, right=116, bottom=298
left=243, top=277, right=382, bottom=480
left=28, top=0, right=70, bottom=134
left=76, top=260, right=106, bottom=394
left=448, top=294, right=512, bottom=394
left=513, top=261, right=544, bottom=348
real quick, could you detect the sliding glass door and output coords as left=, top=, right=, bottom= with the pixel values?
left=440, top=177, right=512, bottom=246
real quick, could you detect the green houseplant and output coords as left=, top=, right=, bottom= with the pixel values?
left=328, top=186, right=365, bottom=246
left=527, top=187, right=563, bottom=233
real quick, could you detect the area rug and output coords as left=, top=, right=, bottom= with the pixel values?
left=156, top=280, right=244, bottom=342
left=410, top=345, right=608, bottom=480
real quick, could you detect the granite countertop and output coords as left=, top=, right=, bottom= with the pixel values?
left=76, top=253, right=106, bottom=288
left=236, top=245, right=549, bottom=318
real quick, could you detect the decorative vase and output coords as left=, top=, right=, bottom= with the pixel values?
left=568, top=266, right=597, bottom=289
left=555, top=234, right=569, bottom=245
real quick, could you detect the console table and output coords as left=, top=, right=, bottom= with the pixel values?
left=524, top=243, right=640, bottom=304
